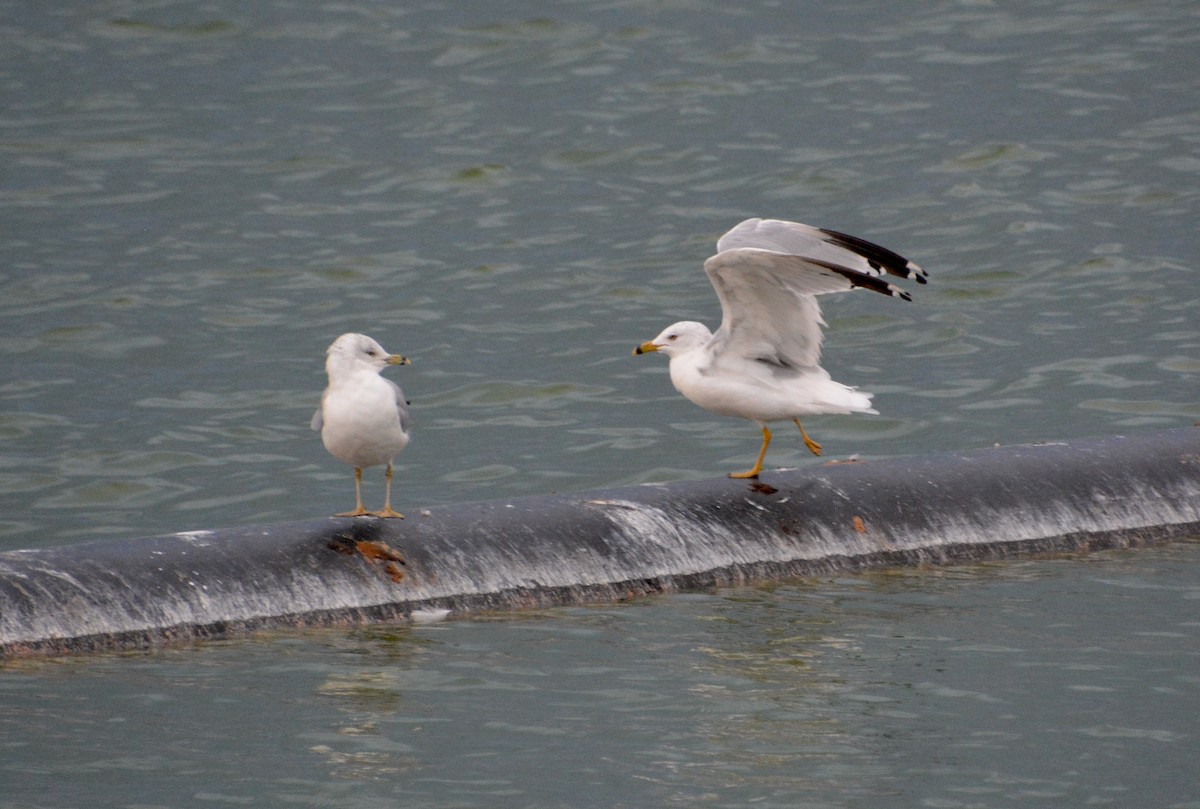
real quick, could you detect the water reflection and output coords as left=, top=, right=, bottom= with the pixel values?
left=1, top=540, right=1196, bottom=805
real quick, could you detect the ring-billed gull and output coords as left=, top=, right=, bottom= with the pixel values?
left=634, top=218, right=926, bottom=479
left=311, top=333, right=412, bottom=518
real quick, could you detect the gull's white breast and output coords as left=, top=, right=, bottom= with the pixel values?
left=320, top=374, right=409, bottom=468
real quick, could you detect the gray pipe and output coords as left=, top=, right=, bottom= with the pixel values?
left=3, top=428, right=1199, bottom=657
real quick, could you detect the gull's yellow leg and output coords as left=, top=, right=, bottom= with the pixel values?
left=373, top=463, right=405, bottom=519
left=337, top=468, right=371, bottom=517
left=729, top=425, right=772, bottom=479
left=794, top=418, right=822, bottom=456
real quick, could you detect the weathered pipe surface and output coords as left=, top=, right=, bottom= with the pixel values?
left=3, top=428, right=1199, bottom=657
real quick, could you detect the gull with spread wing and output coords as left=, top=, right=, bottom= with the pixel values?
left=634, top=217, right=926, bottom=479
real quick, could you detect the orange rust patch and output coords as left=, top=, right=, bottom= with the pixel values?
left=383, top=560, right=406, bottom=583
left=356, top=540, right=406, bottom=584
left=852, top=516, right=867, bottom=533
left=355, top=540, right=404, bottom=563
left=328, top=536, right=406, bottom=584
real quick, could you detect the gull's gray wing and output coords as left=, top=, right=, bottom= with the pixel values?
left=390, top=379, right=411, bottom=434
left=703, top=248, right=850, bottom=370
left=703, top=219, right=924, bottom=370
left=716, top=218, right=927, bottom=285
left=310, top=404, right=323, bottom=432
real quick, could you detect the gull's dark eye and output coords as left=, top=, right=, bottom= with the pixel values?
left=365, top=349, right=377, bottom=357
left=668, top=334, right=678, bottom=341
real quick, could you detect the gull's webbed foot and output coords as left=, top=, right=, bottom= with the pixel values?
left=794, top=419, right=822, bottom=456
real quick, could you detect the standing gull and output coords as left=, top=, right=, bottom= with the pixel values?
left=634, top=217, right=926, bottom=479
left=312, top=333, right=412, bottom=518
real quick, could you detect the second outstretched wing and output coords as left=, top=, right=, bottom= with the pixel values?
left=703, top=218, right=924, bottom=370
left=716, top=218, right=927, bottom=285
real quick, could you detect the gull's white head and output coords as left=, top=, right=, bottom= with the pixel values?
left=634, top=321, right=713, bottom=359
left=325, top=332, right=410, bottom=377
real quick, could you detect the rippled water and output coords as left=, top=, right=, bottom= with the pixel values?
left=2, top=0, right=1198, bottom=805
left=3, top=0, right=1197, bottom=547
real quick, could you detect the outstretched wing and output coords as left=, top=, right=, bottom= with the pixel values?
left=703, top=219, right=924, bottom=369
left=716, top=218, right=927, bottom=286
left=703, top=249, right=844, bottom=370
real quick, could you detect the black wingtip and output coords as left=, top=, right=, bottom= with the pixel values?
left=809, top=258, right=916, bottom=301
left=819, top=226, right=928, bottom=283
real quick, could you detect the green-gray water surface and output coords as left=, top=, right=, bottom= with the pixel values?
left=1, top=0, right=1197, bottom=805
